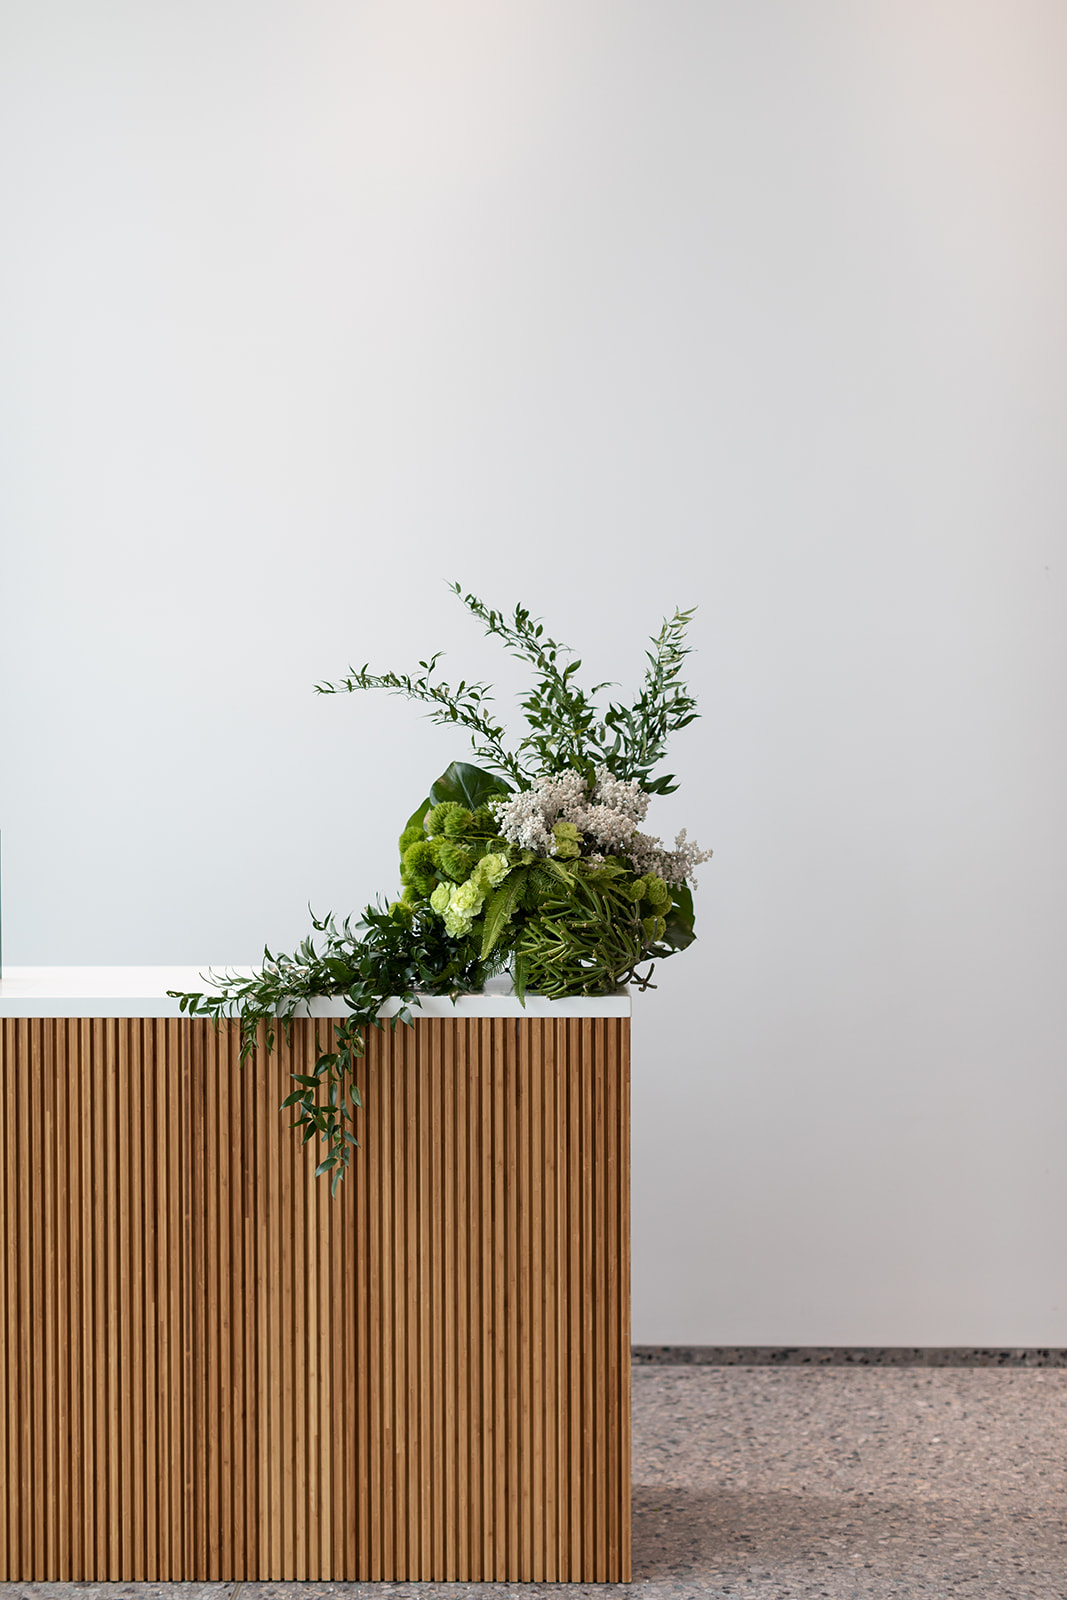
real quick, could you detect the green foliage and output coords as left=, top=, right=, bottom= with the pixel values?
left=172, top=589, right=709, bottom=1195
left=428, top=760, right=512, bottom=812
left=479, top=872, right=527, bottom=961
left=511, top=869, right=650, bottom=1000
left=600, top=607, right=700, bottom=795
left=652, top=883, right=697, bottom=957
left=317, top=589, right=699, bottom=795
left=449, top=588, right=700, bottom=793
left=316, top=655, right=524, bottom=787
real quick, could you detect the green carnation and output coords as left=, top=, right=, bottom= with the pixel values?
left=452, top=879, right=484, bottom=916
left=443, top=906, right=473, bottom=938
left=552, top=821, right=582, bottom=860
left=437, top=841, right=472, bottom=882
left=442, top=878, right=485, bottom=939
left=473, top=851, right=511, bottom=891
left=430, top=882, right=451, bottom=915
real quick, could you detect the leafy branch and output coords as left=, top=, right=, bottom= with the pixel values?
left=448, top=585, right=614, bottom=780
left=601, top=606, right=700, bottom=794
left=322, top=584, right=700, bottom=794
left=450, top=586, right=698, bottom=791
left=314, top=654, right=526, bottom=788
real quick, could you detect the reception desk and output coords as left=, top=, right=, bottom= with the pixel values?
left=0, top=970, right=631, bottom=1583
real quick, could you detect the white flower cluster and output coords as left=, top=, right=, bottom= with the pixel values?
left=490, top=770, right=589, bottom=856
left=623, top=826, right=713, bottom=889
left=492, top=766, right=648, bottom=856
left=491, top=767, right=710, bottom=886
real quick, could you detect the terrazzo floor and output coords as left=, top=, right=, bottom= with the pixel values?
left=4, top=1363, right=1066, bottom=1600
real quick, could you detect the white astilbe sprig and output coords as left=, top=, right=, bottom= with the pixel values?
left=623, top=827, right=713, bottom=888
left=490, top=767, right=711, bottom=886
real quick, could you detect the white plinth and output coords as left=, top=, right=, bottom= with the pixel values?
left=0, top=966, right=631, bottom=1019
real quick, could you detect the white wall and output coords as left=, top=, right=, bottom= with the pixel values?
left=2, top=0, right=1066, bottom=1345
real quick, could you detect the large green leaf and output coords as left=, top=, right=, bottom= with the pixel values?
left=403, top=796, right=432, bottom=835
left=670, top=882, right=695, bottom=930
left=659, top=883, right=696, bottom=952
left=428, top=761, right=512, bottom=812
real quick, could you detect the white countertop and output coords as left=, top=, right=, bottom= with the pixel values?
left=0, top=967, right=630, bottom=1019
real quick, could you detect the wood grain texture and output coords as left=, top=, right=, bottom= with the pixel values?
left=0, top=1013, right=630, bottom=1581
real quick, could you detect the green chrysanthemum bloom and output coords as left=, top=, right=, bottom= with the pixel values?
left=430, top=882, right=451, bottom=915
left=426, top=801, right=467, bottom=837
left=472, top=851, right=510, bottom=891
left=398, top=824, right=425, bottom=854
left=552, top=821, right=582, bottom=860
left=642, top=914, right=667, bottom=943
left=437, top=841, right=473, bottom=883
left=442, top=805, right=473, bottom=837
left=628, top=877, right=648, bottom=903
left=471, top=806, right=497, bottom=833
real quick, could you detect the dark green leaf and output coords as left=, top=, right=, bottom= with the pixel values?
left=403, top=796, right=432, bottom=837
left=429, top=761, right=512, bottom=811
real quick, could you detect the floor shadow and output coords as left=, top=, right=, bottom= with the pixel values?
left=632, top=1484, right=1066, bottom=1591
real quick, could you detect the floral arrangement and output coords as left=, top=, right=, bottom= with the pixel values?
left=172, top=585, right=711, bottom=1191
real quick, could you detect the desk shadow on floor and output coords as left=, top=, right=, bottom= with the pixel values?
left=631, top=1484, right=1065, bottom=1594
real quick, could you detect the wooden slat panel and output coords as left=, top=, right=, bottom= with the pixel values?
left=0, top=1010, right=629, bottom=1580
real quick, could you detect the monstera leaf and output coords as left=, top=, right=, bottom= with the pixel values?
left=428, top=761, right=512, bottom=813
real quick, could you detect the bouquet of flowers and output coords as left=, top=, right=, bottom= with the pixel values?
left=173, top=584, right=711, bottom=1190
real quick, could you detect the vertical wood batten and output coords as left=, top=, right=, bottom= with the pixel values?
left=0, top=1010, right=629, bottom=1581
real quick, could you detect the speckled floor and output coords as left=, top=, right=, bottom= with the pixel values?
left=4, top=1364, right=1066, bottom=1599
